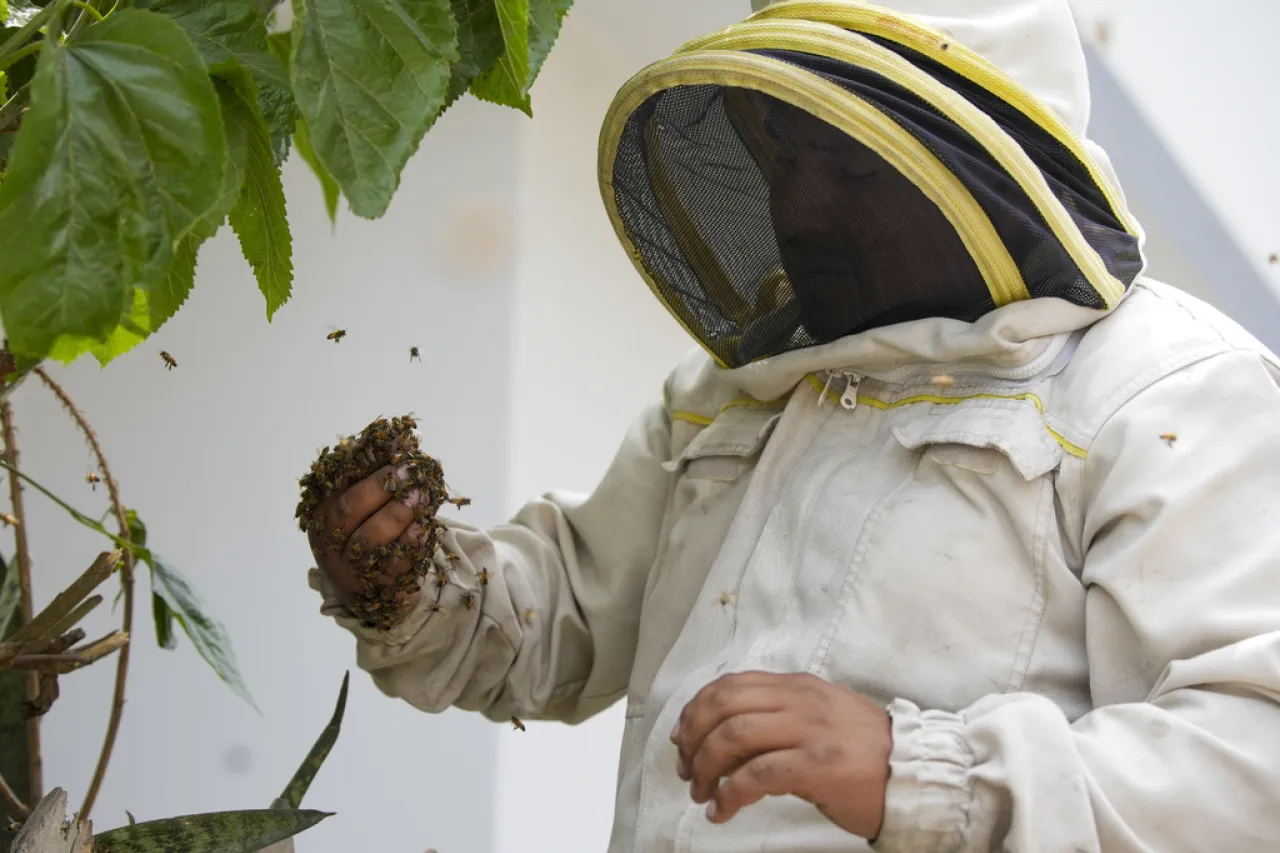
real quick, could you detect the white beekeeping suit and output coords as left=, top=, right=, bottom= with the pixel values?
left=308, top=2, right=1280, bottom=850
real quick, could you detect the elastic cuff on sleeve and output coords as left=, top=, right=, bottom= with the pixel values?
left=307, top=567, right=437, bottom=646
left=871, top=698, right=974, bottom=853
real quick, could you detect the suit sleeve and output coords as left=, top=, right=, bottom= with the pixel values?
left=873, top=350, right=1280, bottom=853
left=309, top=399, right=674, bottom=725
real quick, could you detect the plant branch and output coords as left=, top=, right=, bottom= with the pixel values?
left=0, top=770, right=29, bottom=820
left=68, top=0, right=105, bottom=23
left=0, top=399, right=41, bottom=801
left=32, top=368, right=132, bottom=819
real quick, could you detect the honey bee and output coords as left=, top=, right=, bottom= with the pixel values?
left=427, top=603, right=443, bottom=615
left=326, top=329, right=347, bottom=344
left=460, top=591, right=476, bottom=610
left=449, top=496, right=471, bottom=508
left=1160, top=433, right=1178, bottom=447
left=85, top=471, right=101, bottom=490
left=717, top=592, right=733, bottom=607
left=410, top=346, right=422, bottom=363
left=0, top=512, right=17, bottom=527
left=160, top=351, right=177, bottom=370
left=477, top=568, right=490, bottom=587
left=930, top=375, right=956, bottom=388
left=523, top=608, right=535, bottom=625
left=1270, top=253, right=1278, bottom=265
left=510, top=716, right=526, bottom=732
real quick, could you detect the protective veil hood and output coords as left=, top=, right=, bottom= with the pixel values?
left=598, top=0, right=1146, bottom=388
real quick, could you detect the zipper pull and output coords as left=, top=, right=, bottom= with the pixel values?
left=840, top=372, right=861, bottom=410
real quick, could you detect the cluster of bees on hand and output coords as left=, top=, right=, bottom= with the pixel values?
left=294, top=414, right=468, bottom=630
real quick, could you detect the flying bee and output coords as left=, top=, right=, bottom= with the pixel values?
left=460, top=591, right=476, bottom=610
left=160, top=351, right=177, bottom=370
left=410, top=347, right=422, bottom=363
left=0, top=512, right=17, bottom=527
left=449, top=496, right=472, bottom=508
left=327, top=329, right=347, bottom=344
left=510, top=716, right=526, bottom=732
left=930, top=375, right=956, bottom=388
left=1160, top=433, right=1178, bottom=447
left=85, top=471, right=101, bottom=490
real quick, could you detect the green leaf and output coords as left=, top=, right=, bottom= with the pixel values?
left=152, top=592, right=177, bottom=650
left=0, top=550, right=32, bottom=822
left=44, top=62, right=254, bottom=368
left=136, top=0, right=298, bottom=165
left=223, top=72, right=293, bottom=318
left=266, top=29, right=340, bottom=224
left=1, top=0, right=8, bottom=24
left=446, top=0, right=503, bottom=105
left=124, top=510, right=177, bottom=651
left=121, top=508, right=256, bottom=710
left=0, top=10, right=227, bottom=361
left=289, top=0, right=458, bottom=218
left=150, top=554, right=257, bottom=710
left=279, top=671, right=348, bottom=808
left=469, top=0, right=529, bottom=114
left=293, top=115, right=340, bottom=224
left=526, top=0, right=571, bottom=90
left=91, top=808, right=332, bottom=852
left=0, top=549, right=19, bottom=640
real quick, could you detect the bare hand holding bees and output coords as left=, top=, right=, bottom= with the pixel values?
left=296, top=415, right=469, bottom=630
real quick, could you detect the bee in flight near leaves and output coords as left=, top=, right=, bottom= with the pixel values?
left=85, top=471, right=101, bottom=490
left=410, top=346, right=421, bottom=363
left=510, top=716, right=526, bottom=732
left=449, top=496, right=471, bottom=508
left=327, top=329, right=347, bottom=344
left=160, top=351, right=177, bottom=370
left=0, top=512, right=17, bottom=527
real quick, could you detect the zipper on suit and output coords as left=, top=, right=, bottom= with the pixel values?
left=839, top=371, right=861, bottom=410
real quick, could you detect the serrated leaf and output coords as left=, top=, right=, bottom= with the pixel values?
left=223, top=73, right=293, bottom=318
left=290, top=0, right=459, bottom=218
left=447, top=0, right=503, bottom=105
left=278, top=672, right=348, bottom=808
left=0, top=10, right=226, bottom=361
left=92, top=808, right=332, bottom=852
left=469, top=0, right=529, bottom=114
left=266, top=29, right=340, bottom=224
left=137, top=0, right=297, bottom=165
left=526, top=0, right=571, bottom=89
left=124, top=509, right=257, bottom=709
left=293, top=115, right=339, bottom=224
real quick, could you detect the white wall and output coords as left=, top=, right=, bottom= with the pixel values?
left=1069, top=0, right=1280, bottom=292
left=11, top=94, right=522, bottom=851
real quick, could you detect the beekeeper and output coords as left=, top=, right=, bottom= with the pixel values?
left=306, top=1, right=1280, bottom=849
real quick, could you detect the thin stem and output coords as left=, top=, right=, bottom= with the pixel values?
left=0, top=770, right=28, bottom=820
left=0, top=461, right=131, bottom=551
left=0, top=42, right=41, bottom=74
left=32, top=368, right=132, bottom=820
left=0, top=93, right=24, bottom=133
left=0, top=400, right=41, bottom=802
left=68, top=0, right=105, bottom=22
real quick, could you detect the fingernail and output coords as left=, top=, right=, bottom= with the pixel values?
left=705, top=801, right=718, bottom=821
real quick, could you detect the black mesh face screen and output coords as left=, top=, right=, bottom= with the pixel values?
left=607, top=49, right=1140, bottom=368
left=611, top=85, right=991, bottom=367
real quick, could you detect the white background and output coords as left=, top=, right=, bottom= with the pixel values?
left=2, top=1, right=1276, bottom=851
